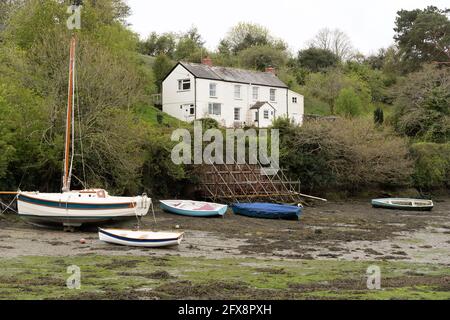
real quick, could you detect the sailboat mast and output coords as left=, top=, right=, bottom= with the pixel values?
left=63, top=35, right=76, bottom=192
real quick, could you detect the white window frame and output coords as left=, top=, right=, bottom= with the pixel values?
left=234, top=108, right=241, bottom=121
left=178, top=79, right=191, bottom=91
left=209, top=83, right=217, bottom=97
left=252, top=87, right=259, bottom=100
left=264, top=110, right=269, bottom=119
left=270, top=89, right=276, bottom=102
left=208, top=103, right=221, bottom=116
left=292, top=97, right=298, bottom=104
left=234, top=85, right=241, bottom=99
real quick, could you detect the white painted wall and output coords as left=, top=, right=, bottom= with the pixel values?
left=162, top=64, right=305, bottom=128
left=250, top=103, right=277, bottom=128
left=162, top=64, right=195, bottom=122
left=288, top=90, right=305, bottom=126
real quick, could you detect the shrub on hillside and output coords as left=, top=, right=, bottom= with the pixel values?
left=335, top=88, right=364, bottom=118
left=411, top=143, right=450, bottom=191
left=274, top=118, right=413, bottom=192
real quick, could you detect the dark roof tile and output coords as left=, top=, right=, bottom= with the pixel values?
left=180, top=62, right=288, bottom=88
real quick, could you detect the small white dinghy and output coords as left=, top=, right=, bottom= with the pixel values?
left=372, top=198, right=434, bottom=211
left=98, top=228, right=184, bottom=248
left=160, top=200, right=228, bottom=217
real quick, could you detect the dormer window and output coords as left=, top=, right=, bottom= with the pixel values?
left=178, top=79, right=191, bottom=91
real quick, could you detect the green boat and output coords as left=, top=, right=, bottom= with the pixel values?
left=371, top=198, right=434, bottom=211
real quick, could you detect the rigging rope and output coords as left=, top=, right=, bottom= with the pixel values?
left=75, top=61, right=87, bottom=189
left=134, top=197, right=157, bottom=231
left=67, top=40, right=76, bottom=190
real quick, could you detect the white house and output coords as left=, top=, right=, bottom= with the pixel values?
left=162, top=58, right=304, bottom=128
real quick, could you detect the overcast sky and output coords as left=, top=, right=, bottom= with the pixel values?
left=126, top=0, right=448, bottom=55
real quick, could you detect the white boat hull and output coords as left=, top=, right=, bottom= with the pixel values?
left=372, top=198, right=434, bottom=211
left=17, top=191, right=150, bottom=227
left=99, top=229, right=183, bottom=247
left=160, top=200, right=228, bottom=217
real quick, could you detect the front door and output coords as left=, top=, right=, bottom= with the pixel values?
left=183, top=104, right=195, bottom=121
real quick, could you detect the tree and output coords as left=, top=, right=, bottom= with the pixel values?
left=182, top=26, right=205, bottom=47
left=335, top=88, right=363, bottom=118
left=238, top=45, right=288, bottom=71
left=139, top=26, right=206, bottom=62
left=153, top=54, right=175, bottom=92
left=304, top=68, right=371, bottom=114
left=308, top=28, right=355, bottom=61
left=393, top=64, right=450, bottom=143
left=1, top=0, right=155, bottom=193
left=344, top=61, right=391, bottom=103
left=174, top=36, right=204, bottom=62
left=365, top=48, right=389, bottom=70
left=394, top=6, right=450, bottom=72
left=297, top=47, right=339, bottom=72
left=139, top=32, right=176, bottom=57
left=221, top=22, right=287, bottom=54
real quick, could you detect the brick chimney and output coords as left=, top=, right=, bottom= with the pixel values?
left=265, top=66, right=276, bottom=74
left=202, top=56, right=213, bottom=67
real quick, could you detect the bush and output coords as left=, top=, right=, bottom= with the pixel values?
left=304, top=96, right=331, bottom=116
left=197, top=118, right=220, bottom=130
left=141, top=129, right=187, bottom=197
left=156, top=112, right=164, bottom=125
left=335, top=88, right=363, bottom=118
left=411, top=143, right=450, bottom=191
left=274, top=118, right=413, bottom=192
left=374, top=107, right=384, bottom=125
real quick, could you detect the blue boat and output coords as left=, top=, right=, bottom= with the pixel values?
left=231, top=203, right=303, bottom=220
left=160, top=200, right=228, bottom=217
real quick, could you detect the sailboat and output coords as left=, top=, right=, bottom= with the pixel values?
left=16, top=35, right=151, bottom=228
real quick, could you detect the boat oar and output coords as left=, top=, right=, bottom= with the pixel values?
left=299, top=193, right=328, bottom=202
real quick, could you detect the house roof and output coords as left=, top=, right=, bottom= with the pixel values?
left=179, top=62, right=288, bottom=88
left=250, top=101, right=276, bottom=110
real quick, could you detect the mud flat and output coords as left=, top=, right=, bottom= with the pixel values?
left=0, top=198, right=449, bottom=299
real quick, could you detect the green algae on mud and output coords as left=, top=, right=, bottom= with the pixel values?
left=0, top=255, right=448, bottom=300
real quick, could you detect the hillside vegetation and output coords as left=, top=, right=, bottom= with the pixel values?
left=0, top=0, right=449, bottom=196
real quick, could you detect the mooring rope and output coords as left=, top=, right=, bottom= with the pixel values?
left=134, top=196, right=157, bottom=231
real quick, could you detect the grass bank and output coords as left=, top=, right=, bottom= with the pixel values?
left=0, top=255, right=448, bottom=300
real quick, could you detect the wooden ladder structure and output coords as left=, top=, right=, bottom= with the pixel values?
left=194, top=161, right=302, bottom=204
